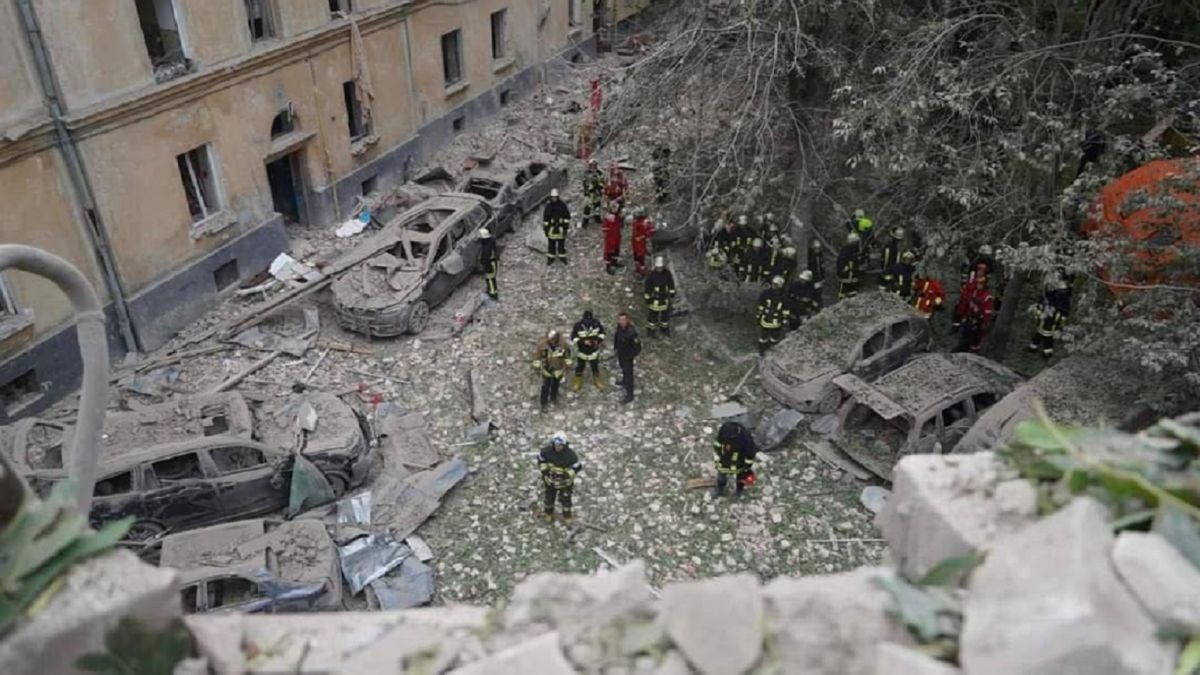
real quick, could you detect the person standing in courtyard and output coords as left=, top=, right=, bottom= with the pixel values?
left=631, top=207, right=655, bottom=277
left=643, top=256, right=676, bottom=337
left=756, top=275, right=791, bottom=354
left=614, top=312, right=641, bottom=404
left=478, top=227, right=499, bottom=301
left=582, top=158, right=604, bottom=228
left=533, top=329, right=570, bottom=411
left=602, top=201, right=623, bottom=274
left=542, top=189, right=571, bottom=265
left=571, top=309, right=606, bottom=392
left=712, top=420, right=757, bottom=499
left=538, top=432, right=582, bottom=521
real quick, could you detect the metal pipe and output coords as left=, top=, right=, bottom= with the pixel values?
left=14, top=0, right=140, bottom=355
left=0, top=245, right=109, bottom=514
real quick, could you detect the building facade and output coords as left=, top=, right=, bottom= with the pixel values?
left=0, top=0, right=638, bottom=422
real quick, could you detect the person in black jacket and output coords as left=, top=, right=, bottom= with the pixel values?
left=614, top=312, right=642, bottom=404
left=712, top=421, right=757, bottom=498
left=538, top=431, right=582, bottom=521
left=479, top=228, right=499, bottom=300
left=542, top=189, right=571, bottom=265
left=643, top=256, right=676, bottom=337
left=570, top=310, right=606, bottom=392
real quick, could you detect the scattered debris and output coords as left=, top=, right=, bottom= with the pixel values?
left=379, top=412, right=440, bottom=470
left=338, top=533, right=412, bottom=595
left=288, top=453, right=336, bottom=518
left=122, top=366, right=181, bottom=397
left=268, top=253, right=316, bottom=284
left=335, top=212, right=371, bottom=238
left=858, top=486, right=890, bottom=515
left=209, top=351, right=281, bottom=394
left=336, top=492, right=372, bottom=526
left=753, top=408, right=804, bottom=451
left=805, top=440, right=872, bottom=481
left=366, top=557, right=436, bottom=609
left=466, top=369, right=487, bottom=423
left=405, top=535, right=435, bottom=562
left=709, top=402, right=748, bottom=420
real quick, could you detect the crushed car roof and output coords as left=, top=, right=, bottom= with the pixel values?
left=847, top=353, right=1022, bottom=416
left=161, top=519, right=336, bottom=588
left=770, top=293, right=921, bottom=371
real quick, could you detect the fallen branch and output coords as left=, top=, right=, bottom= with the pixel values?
left=209, top=351, right=281, bottom=394
left=728, top=362, right=758, bottom=399
left=303, top=349, right=331, bottom=384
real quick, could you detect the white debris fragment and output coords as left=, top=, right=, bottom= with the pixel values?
left=268, top=253, right=316, bottom=282
left=297, top=401, right=319, bottom=432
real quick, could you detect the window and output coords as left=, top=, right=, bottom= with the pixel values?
left=94, top=471, right=133, bottom=497
left=134, top=0, right=188, bottom=79
left=433, top=237, right=451, bottom=263
left=0, top=369, right=41, bottom=415
left=181, top=585, right=200, bottom=613
left=361, top=176, right=378, bottom=197
left=971, top=392, right=998, bottom=413
left=329, top=0, right=351, bottom=17
left=499, top=89, right=512, bottom=106
left=919, top=416, right=938, bottom=439
left=177, top=145, right=221, bottom=223
left=890, top=320, right=911, bottom=342
left=245, top=0, right=277, bottom=42
left=452, top=116, right=465, bottom=133
left=211, top=446, right=268, bottom=473
left=941, top=400, right=970, bottom=428
left=343, top=81, right=370, bottom=141
left=151, top=453, right=203, bottom=481
left=441, top=29, right=463, bottom=87
left=208, top=576, right=258, bottom=609
left=490, top=10, right=507, bottom=60
left=861, top=331, right=886, bottom=359
left=213, top=259, right=239, bottom=291
left=270, top=109, right=295, bottom=138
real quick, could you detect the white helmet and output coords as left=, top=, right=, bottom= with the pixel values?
left=550, top=188, right=560, bottom=199
left=751, top=237, right=764, bottom=248
left=478, top=228, right=492, bottom=239
left=979, top=244, right=994, bottom=256
left=892, top=226, right=905, bottom=239
left=846, top=232, right=861, bottom=244
left=552, top=431, right=568, bottom=445
left=782, top=246, right=796, bottom=257
left=766, top=212, right=776, bottom=221
left=798, top=270, right=813, bottom=282
left=548, top=329, right=559, bottom=340
left=771, top=275, right=785, bottom=288
left=737, top=215, right=748, bottom=226
left=654, top=256, right=665, bottom=268
left=853, top=208, right=865, bottom=219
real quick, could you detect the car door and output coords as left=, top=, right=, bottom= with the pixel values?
left=881, top=319, right=920, bottom=371
left=910, top=415, right=942, bottom=454
left=207, top=443, right=286, bottom=518
left=517, top=163, right=550, bottom=212
left=938, top=397, right=975, bottom=449
left=420, top=232, right=458, bottom=306
left=850, top=327, right=891, bottom=380
left=88, top=467, right=145, bottom=528
left=141, top=450, right=224, bottom=531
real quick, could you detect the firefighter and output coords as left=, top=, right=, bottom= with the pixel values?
left=741, top=238, right=770, bottom=284
left=712, top=420, right=758, bottom=499
left=771, top=245, right=798, bottom=284
left=886, top=250, right=917, bottom=299
left=651, top=146, right=671, bottom=203
left=605, top=161, right=627, bottom=212
left=953, top=254, right=995, bottom=330
left=571, top=310, right=606, bottom=391
left=533, top=329, right=570, bottom=410
left=479, top=227, right=499, bottom=301
left=837, top=232, right=861, bottom=300
left=1029, top=277, right=1071, bottom=357
left=631, top=207, right=655, bottom=277
left=808, top=238, right=825, bottom=291
left=602, top=202, right=623, bottom=274
left=581, top=158, right=605, bottom=227
left=786, top=269, right=821, bottom=329
left=614, top=312, right=641, bottom=404
left=912, top=271, right=946, bottom=320
left=644, top=256, right=676, bottom=337
left=960, top=244, right=999, bottom=286
left=879, top=226, right=906, bottom=290
left=542, top=189, right=571, bottom=265
left=709, top=218, right=737, bottom=270
left=954, top=275, right=996, bottom=353
left=846, top=208, right=874, bottom=264
left=732, top=214, right=752, bottom=263
left=757, top=276, right=790, bottom=354
left=538, top=432, right=582, bottom=521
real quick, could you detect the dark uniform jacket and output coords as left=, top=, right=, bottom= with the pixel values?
left=837, top=244, right=860, bottom=281
left=787, top=279, right=821, bottom=315
left=571, top=316, right=606, bottom=358
left=807, top=246, right=825, bottom=286
left=757, top=287, right=791, bottom=328
left=583, top=170, right=605, bottom=200
left=480, top=238, right=499, bottom=270
left=543, top=199, right=571, bottom=239
left=714, top=421, right=757, bottom=475
left=614, top=324, right=642, bottom=362
left=538, top=444, right=582, bottom=488
left=644, top=269, right=676, bottom=310
left=742, top=246, right=771, bottom=282
left=886, top=261, right=915, bottom=299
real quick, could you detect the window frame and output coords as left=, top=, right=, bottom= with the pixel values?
left=244, top=0, right=278, bottom=43
left=328, top=0, right=351, bottom=17
left=209, top=445, right=269, bottom=474
left=568, top=0, right=581, bottom=26
left=149, top=451, right=206, bottom=483
left=177, top=144, right=222, bottom=224
left=0, top=274, right=20, bottom=317
left=342, top=81, right=370, bottom=142
left=490, top=9, right=507, bottom=60
left=441, top=29, right=464, bottom=88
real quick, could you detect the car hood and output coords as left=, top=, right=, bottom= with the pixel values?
left=332, top=258, right=421, bottom=310
left=763, top=351, right=843, bottom=389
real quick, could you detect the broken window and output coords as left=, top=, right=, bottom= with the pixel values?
left=94, top=471, right=133, bottom=497
left=441, top=29, right=463, bottom=87
left=329, top=0, right=351, bottom=17
left=941, top=399, right=971, bottom=428
left=343, top=81, right=370, bottom=141
left=245, top=0, right=278, bottom=42
left=361, top=175, right=378, bottom=197
left=152, top=453, right=204, bottom=482
left=207, top=576, right=258, bottom=609
left=971, top=392, right=998, bottom=413
left=177, top=145, right=221, bottom=223
left=465, top=179, right=501, bottom=201
left=499, top=89, right=512, bottom=106
left=213, top=259, right=239, bottom=291
left=270, top=109, right=295, bottom=138
left=490, top=10, right=507, bottom=60
left=861, top=331, right=886, bottom=359
left=844, top=404, right=909, bottom=455
left=919, top=416, right=938, bottom=439
left=210, top=446, right=268, bottom=473
left=202, top=413, right=230, bottom=436
left=0, top=369, right=41, bottom=416
left=181, top=585, right=200, bottom=612
left=433, top=237, right=451, bottom=264
left=0, top=273, right=19, bottom=317
left=134, top=0, right=188, bottom=80
left=890, top=320, right=911, bottom=342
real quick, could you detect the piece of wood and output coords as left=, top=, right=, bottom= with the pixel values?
left=208, top=351, right=280, bottom=394
left=320, top=339, right=374, bottom=355
left=466, top=369, right=486, bottom=422
left=802, top=538, right=886, bottom=544
left=685, top=476, right=717, bottom=490
left=728, top=362, right=758, bottom=399
left=452, top=294, right=485, bottom=334
left=303, top=349, right=330, bottom=384
left=805, top=441, right=873, bottom=481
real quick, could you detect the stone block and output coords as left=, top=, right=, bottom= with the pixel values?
left=1112, top=531, right=1200, bottom=634
left=876, top=452, right=1036, bottom=582
left=0, top=549, right=180, bottom=675
left=451, top=631, right=575, bottom=675
left=872, top=643, right=959, bottom=675
left=662, top=575, right=763, bottom=675
left=763, top=567, right=914, bottom=675
left=960, top=498, right=1178, bottom=675
left=506, top=561, right=656, bottom=641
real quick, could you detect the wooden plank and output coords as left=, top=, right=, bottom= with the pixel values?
left=805, top=440, right=873, bottom=481
left=466, top=369, right=486, bottom=423
left=685, top=476, right=717, bottom=490
left=208, top=351, right=281, bottom=394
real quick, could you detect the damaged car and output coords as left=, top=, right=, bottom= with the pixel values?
left=161, top=518, right=342, bottom=613
left=418, top=158, right=567, bottom=235
left=829, top=353, right=1024, bottom=480
left=761, top=292, right=931, bottom=413
left=332, top=193, right=494, bottom=337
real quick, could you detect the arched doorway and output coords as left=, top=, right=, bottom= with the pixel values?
left=265, top=107, right=306, bottom=224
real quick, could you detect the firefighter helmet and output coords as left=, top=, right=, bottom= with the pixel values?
left=552, top=431, right=567, bottom=446
left=737, top=214, right=748, bottom=226
left=751, top=237, right=764, bottom=248
left=478, top=228, right=492, bottom=239
left=550, top=188, right=560, bottom=199
left=798, top=269, right=813, bottom=282
left=979, top=244, right=994, bottom=256
left=588, top=158, right=598, bottom=167
left=771, top=275, right=785, bottom=288
left=892, top=226, right=905, bottom=239
left=782, top=246, right=796, bottom=258
left=847, top=232, right=861, bottom=244
left=654, top=256, right=665, bottom=269
left=548, top=329, right=559, bottom=340
left=902, top=249, right=916, bottom=261
left=810, top=238, right=822, bottom=249
left=853, top=208, right=865, bottom=219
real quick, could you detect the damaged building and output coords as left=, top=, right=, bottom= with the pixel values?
left=0, top=0, right=648, bottom=422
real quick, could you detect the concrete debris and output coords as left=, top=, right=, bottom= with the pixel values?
left=960, top=498, right=1176, bottom=675
left=337, top=492, right=373, bottom=526
left=859, top=486, right=890, bottom=515
left=1112, top=531, right=1200, bottom=634
left=872, top=643, right=960, bottom=675
left=753, top=408, right=804, bottom=451
left=405, top=534, right=436, bottom=562
left=451, top=631, right=575, bottom=675
left=268, top=252, right=317, bottom=283
left=288, top=453, right=337, bottom=518
left=338, top=533, right=412, bottom=596
left=466, top=368, right=487, bottom=422
left=805, top=440, right=872, bottom=480
left=464, top=420, right=491, bottom=444
left=763, top=567, right=915, bottom=675
left=297, top=400, right=319, bottom=432
left=336, top=213, right=371, bottom=238
left=876, top=453, right=1036, bottom=582
left=228, top=306, right=319, bottom=357
left=367, top=557, right=436, bottom=610
left=379, top=411, right=441, bottom=470
left=525, top=223, right=550, bottom=253
left=123, top=365, right=181, bottom=397
left=662, top=575, right=763, bottom=675
left=409, top=457, right=469, bottom=502
left=709, top=402, right=748, bottom=420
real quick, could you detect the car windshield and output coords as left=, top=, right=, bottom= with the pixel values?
left=465, top=179, right=502, bottom=200
left=404, top=209, right=455, bottom=234
left=843, top=403, right=911, bottom=455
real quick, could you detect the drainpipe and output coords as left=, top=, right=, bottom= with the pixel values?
left=0, top=245, right=109, bottom=514
left=15, top=0, right=140, bottom=355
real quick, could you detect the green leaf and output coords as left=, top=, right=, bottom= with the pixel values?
left=918, top=551, right=986, bottom=587
left=873, top=574, right=960, bottom=643
left=77, top=617, right=190, bottom=675
left=1109, top=509, right=1156, bottom=532
left=1014, top=420, right=1065, bottom=451
left=1154, top=506, right=1200, bottom=571
left=1176, top=635, right=1200, bottom=675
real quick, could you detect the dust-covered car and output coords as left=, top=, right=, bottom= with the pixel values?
left=760, top=293, right=931, bottom=413
left=411, top=158, right=566, bottom=235
left=162, top=518, right=342, bottom=614
left=332, top=194, right=494, bottom=337
left=829, top=353, right=1024, bottom=480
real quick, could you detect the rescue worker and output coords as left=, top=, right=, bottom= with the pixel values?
left=846, top=208, right=874, bottom=265
left=538, top=432, right=582, bottom=521
left=786, top=270, right=821, bottom=329
left=1029, top=277, right=1071, bottom=357
left=757, top=276, right=790, bottom=354
left=614, top=312, right=641, bottom=404
left=879, top=226, right=906, bottom=290
left=732, top=214, right=752, bottom=264
left=960, top=244, right=999, bottom=286
left=837, top=232, right=861, bottom=299
left=764, top=213, right=781, bottom=247
left=605, top=161, right=627, bottom=212
left=771, top=245, right=798, bottom=284
left=886, top=250, right=917, bottom=300
left=912, top=272, right=946, bottom=319
left=954, top=275, right=995, bottom=353
left=651, top=146, right=671, bottom=203
left=533, top=329, right=570, bottom=410
left=479, top=227, right=499, bottom=301
left=712, top=420, right=757, bottom=499
left=581, top=158, right=605, bottom=227
left=808, top=238, right=825, bottom=291
left=631, top=207, right=655, bottom=277
left=570, top=310, right=606, bottom=391
left=644, top=256, right=676, bottom=337
left=602, top=202, right=623, bottom=274
left=741, top=238, right=770, bottom=284
left=542, top=189, right=570, bottom=265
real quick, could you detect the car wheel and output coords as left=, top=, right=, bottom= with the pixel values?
left=126, top=520, right=165, bottom=542
left=327, top=474, right=349, bottom=499
left=816, top=389, right=841, bottom=414
left=407, top=301, right=430, bottom=335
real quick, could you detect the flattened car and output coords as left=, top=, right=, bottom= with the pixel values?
left=456, top=158, right=567, bottom=233
left=829, top=353, right=1024, bottom=480
left=332, top=194, right=494, bottom=337
left=760, top=293, right=931, bottom=413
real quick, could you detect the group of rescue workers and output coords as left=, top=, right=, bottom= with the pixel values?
left=513, top=155, right=1075, bottom=521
